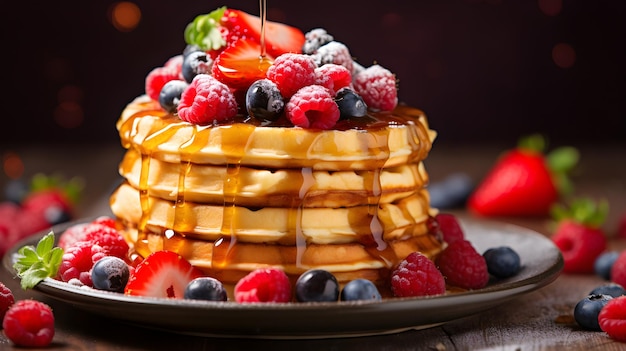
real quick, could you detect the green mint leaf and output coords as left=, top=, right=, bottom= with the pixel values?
left=13, top=232, right=64, bottom=290
left=184, top=6, right=227, bottom=51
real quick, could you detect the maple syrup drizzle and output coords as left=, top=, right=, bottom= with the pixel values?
left=259, top=0, right=267, bottom=58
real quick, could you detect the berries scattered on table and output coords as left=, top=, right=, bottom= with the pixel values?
left=91, top=256, right=130, bottom=293
left=589, top=283, right=626, bottom=298
left=340, top=279, right=382, bottom=302
left=611, top=251, right=626, bottom=289
left=234, top=268, right=291, bottom=303
left=2, top=299, right=55, bottom=347
left=391, top=251, right=446, bottom=298
left=295, top=269, right=340, bottom=302
left=574, top=294, right=613, bottom=331
left=598, top=295, right=626, bottom=342
left=483, top=246, right=522, bottom=279
left=436, top=239, right=489, bottom=290
left=0, top=281, right=15, bottom=321
left=428, top=172, right=474, bottom=209
left=184, top=277, right=228, bottom=302
left=594, top=251, right=620, bottom=281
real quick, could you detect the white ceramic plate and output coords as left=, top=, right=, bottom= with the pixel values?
left=3, top=218, right=562, bottom=339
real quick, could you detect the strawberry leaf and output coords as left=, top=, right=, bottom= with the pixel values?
left=13, top=232, right=63, bottom=289
left=517, top=133, right=546, bottom=153
left=550, top=197, right=609, bottom=229
left=184, top=7, right=227, bottom=51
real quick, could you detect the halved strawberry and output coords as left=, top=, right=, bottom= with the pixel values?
left=211, top=39, right=274, bottom=90
left=124, top=251, right=203, bottom=298
left=221, top=8, right=305, bottom=57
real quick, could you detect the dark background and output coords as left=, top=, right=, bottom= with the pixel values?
left=2, top=0, right=625, bottom=147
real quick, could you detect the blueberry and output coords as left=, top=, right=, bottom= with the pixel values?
left=594, top=251, right=620, bottom=280
left=335, top=88, right=367, bottom=119
left=245, top=79, right=284, bottom=121
left=340, top=279, right=382, bottom=302
left=91, top=256, right=129, bottom=292
left=428, top=173, right=474, bottom=209
left=159, top=80, right=188, bottom=113
left=574, top=294, right=613, bottom=330
left=184, top=277, right=228, bottom=301
left=4, top=179, right=28, bottom=204
left=295, top=269, right=339, bottom=302
left=589, top=283, right=626, bottom=298
left=483, top=246, right=521, bottom=279
left=183, top=44, right=202, bottom=58
left=182, top=50, right=212, bottom=83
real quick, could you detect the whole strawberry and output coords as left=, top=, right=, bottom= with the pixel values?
left=468, top=134, right=578, bottom=217
left=551, top=198, right=608, bottom=274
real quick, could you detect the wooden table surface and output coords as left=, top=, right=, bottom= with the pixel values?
left=1, top=142, right=625, bottom=350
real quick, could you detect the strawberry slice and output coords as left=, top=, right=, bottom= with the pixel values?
left=222, top=8, right=305, bottom=57
left=467, top=134, right=578, bottom=217
left=211, top=39, right=274, bottom=90
left=124, top=251, right=203, bottom=298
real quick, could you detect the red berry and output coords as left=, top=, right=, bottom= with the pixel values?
left=552, top=220, right=607, bottom=274
left=211, top=39, right=271, bottom=90
left=57, top=241, right=106, bottom=286
left=164, top=54, right=184, bottom=76
left=0, top=281, right=15, bottom=321
left=611, top=251, right=626, bottom=288
left=2, top=299, right=55, bottom=347
left=390, top=252, right=446, bottom=297
left=435, top=213, right=465, bottom=244
left=598, top=295, right=626, bottom=342
left=145, top=66, right=181, bottom=101
left=436, top=240, right=489, bottom=290
left=266, top=53, right=317, bottom=98
left=91, top=216, right=118, bottom=229
left=234, top=268, right=292, bottom=303
left=177, top=74, right=238, bottom=125
left=311, top=41, right=354, bottom=73
left=57, top=222, right=90, bottom=249
left=618, top=211, right=626, bottom=239
left=353, top=64, right=398, bottom=111
left=314, top=63, right=352, bottom=95
left=285, top=85, right=340, bottom=129
left=82, top=224, right=129, bottom=259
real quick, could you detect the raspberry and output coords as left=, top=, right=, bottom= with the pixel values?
left=353, top=64, right=398, bottom=111
left=177, top=74, right=238, bottom=125
left=598, top=295, right=626, bottom=342
left=314, top=64, right=352, bottom=95
left=311, top=41, right=354, bottom=74
left=302, top=28, right=334, bottom=55
left=164, top=54, right=184, bottom=76
left=285, top=85, right=340, bottom=129
left=436, top=239, right=489, bottom=290
left=611, top=251, right=626, bottom=288
left=434, top=213, right=465, bottom=244
left=0, top=281, right=15, bottom=321
left=2, top=299, right=55, bottom=347
left=91, top=216, right=118, bottom=229
left=57, top=222, right=90, bottom=249
left=266, top=53, right=317, bottom=98
left=57, top=241, right=106, bottom=286
left=82, top=224, right=129, bottom=259
left=234, top=268, right=292, bottom=303
left=552, top=220, right=607, bottom=274
left=145, top=66, right=181, bottom=101
left=390, top=252, right=446, bottom=297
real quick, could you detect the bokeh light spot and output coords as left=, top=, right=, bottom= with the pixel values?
left=54, top=101, right=84, bottom=129
left=552, top=43, right=576, bottom=68
left=3, top=152, right=24, bottom=179
left=110, top=2, right=141, bottom=32
left=538, top=0, right=562, bottom=16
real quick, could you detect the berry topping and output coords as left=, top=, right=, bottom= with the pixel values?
left=234, top=268, right=291, bottom=303
left=340, top=279, right=382, bottom=302
left=334, top=88, right=367, bottom=119
left=182, top=50, right=213, bottom=83
left=266, top=53, right=317, bottom=98
left=124, top=251, right=203, bottom=298
left=184, top=277, right=228, bottom=301
left=434, top=213, right=465, bottom=244
left=302, top=28, right=334, bottom=55
left=353, top=64, right=398, bottom=111
left=315, top=64, right=353, bottom=95
left=0, top=281, right=15, bottom=321
left=2, top=299, right=55, bottom=347
left=390, top=251, right=446, bottom=298
left=436, top=240, right=489, bottom=290
left=159, top=80, right=189, bottom=113
left=91, top=256, right=130, bottom=293
left=245, top=78, right=285, bottom=121
left=91, top=216, right=118, bottom=229
left=295, top=269, right=339, bottom=302
left=80, top=224, right=129, bottom=259
left=57, top=241, right=105, bottom=287
left=164, top=54, right=184, bottom=73
left=285, top=85, right=340, bottom=129
left=611, top=251, right=626, bottom=289
left=598, top=295, right=626, bottom=342
left=211, top=39, right=273, bottom=90
left=145, top=66, right=181, bottom=101
left=574, top=294, right=613, bottom=331
left=589, top=283, right=626, bottom=298
left=482, top=246, right=521, bottom=279
left=311, top=41, right=354, bottom=74
left=594, top=251, right=620, bottom=280
left=177, top=74, right=238, bottom=125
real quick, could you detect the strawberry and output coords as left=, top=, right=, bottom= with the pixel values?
left=551, top=198, right=608, bottom=274
left=467, top=134, right=578, bottom=217
left=124, top=251, right=203, bottom=298
left=211, top=39, right=274, bottom=90
left=221, top=8, right=305, bottom=57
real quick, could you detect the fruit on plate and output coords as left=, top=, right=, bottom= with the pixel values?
left=551, top=198, right=608, bottom=274
left=467, top=134, right=578, bottom=217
